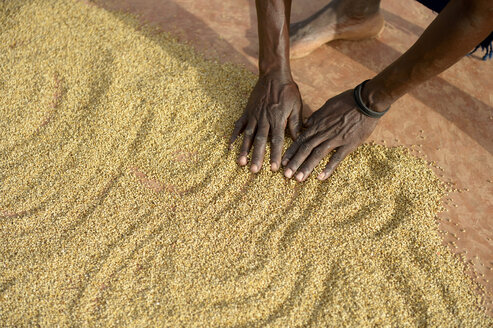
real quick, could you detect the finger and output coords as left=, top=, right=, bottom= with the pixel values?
left=229, top=115, right=247, bottom=149
left=288, top=106, right=302, bottom=140
left=250, top=120, right=270, bottom=173
left=281, top=135, right=303, bottom=167
left=296, top=140, right=336, bottom=182
left=269, top=125, right=284, bottom=172
left=284, top=138, right=321, bottom=179
left=281, top=126, right=318, bottom=167
left=318, top=145, right=353, bottom=180
left=237, top=119, right=257, bottom=166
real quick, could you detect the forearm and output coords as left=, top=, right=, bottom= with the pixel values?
left=363, top=0, right=493, bottom=111
left=256, top=0, right=292, bottom=80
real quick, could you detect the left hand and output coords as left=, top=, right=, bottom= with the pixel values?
left=282, top=89, right=380, bottom=182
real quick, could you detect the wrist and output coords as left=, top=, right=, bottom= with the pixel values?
left=259, top=56, right=291, bottom=77
left=259, top=61, right=293, bottom=82
left=360, top=78, right=395, bottom=113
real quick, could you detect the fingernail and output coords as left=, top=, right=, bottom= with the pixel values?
left=284, top=168, right=293, bottom=178
left=271, top=162, right=278, bottom=171
left=250, top=164, right=258, bottom=173
left=317, top=172, right=326, bottom=180
left=282, top=159, right=288, bottom=166
left=295, top=172, right=304, bottom=181
left=238, top=156, right=247, bottom=166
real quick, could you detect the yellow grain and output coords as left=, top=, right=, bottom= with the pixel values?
left=0, top=0, right=491, bottom=327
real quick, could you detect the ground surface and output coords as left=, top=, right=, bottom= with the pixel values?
left=6, top=1, right=493, bottom=325
left=92, top=0, right=493, bottom=315
left=2, top=0, right=491, bottom=324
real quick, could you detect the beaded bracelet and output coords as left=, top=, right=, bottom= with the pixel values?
left=353, top=79, right=390, bottom=118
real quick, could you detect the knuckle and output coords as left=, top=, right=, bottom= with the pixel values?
left=335, top=149, right=349, bottom=160
left=296, top=133, right=308, bottom=143
left=299, top=143, right=313, bottom=154
left=244, top=129, right=255, bottom=138
left=254, top=135, right=267, bottom=143
left=252, top=150, right=264, bottom=161
left=271, top=135, right=284, bottom=145
left=240, top=143, right=252, bottom=153
left=288, top=140, right=302, bottom=151
left=331, top=154, right=343, bottom=164
left=312, top=147, right=325, bottom=158
left=334, top=152, right=346, bottom=162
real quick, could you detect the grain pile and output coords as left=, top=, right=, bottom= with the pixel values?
left=0, top=0, right=491, bottom=326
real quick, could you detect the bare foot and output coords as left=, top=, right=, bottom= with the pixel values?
left=290, top=2, right=384, bottom=59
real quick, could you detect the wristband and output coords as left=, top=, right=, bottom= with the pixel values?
left=353, top=79, right=390, bottom=118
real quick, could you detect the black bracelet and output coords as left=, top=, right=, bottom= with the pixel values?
left=353, top=79, right=390, bottom=118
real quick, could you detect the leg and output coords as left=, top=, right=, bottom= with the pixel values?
left=290, top=0, right=384, bottom=59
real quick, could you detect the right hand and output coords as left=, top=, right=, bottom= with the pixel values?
left=229, top=72, right=302, bottom=173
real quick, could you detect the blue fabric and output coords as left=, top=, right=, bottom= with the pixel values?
left=416, top=0, right=493, bottom=60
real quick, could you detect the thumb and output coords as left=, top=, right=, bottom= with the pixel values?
left=288, top=109, right=302, bottom=140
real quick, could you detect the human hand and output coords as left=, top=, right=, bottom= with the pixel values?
left=282, top=89, right=380, bottom=182
left=229, top=73, right=302, bottom=173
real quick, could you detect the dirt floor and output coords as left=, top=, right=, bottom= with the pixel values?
left=92, top=0, right=493, bottom=315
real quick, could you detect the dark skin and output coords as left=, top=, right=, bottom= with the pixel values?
left=231, top=0, right=493, bottom=181
left=281, top=90, right=378, bottom=181
left=229, top=0, right=302, bottom=173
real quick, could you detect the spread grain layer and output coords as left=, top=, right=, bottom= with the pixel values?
left=0, top=0, right=491, bottom=326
